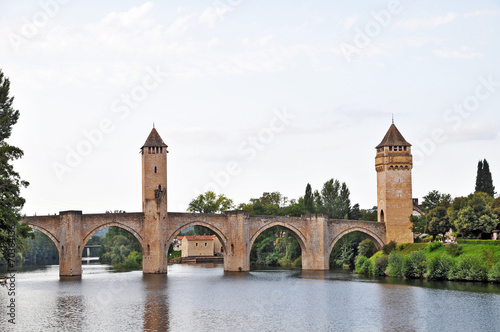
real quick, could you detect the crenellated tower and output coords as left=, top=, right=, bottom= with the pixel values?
left=141, top=127, right=168, bottom=212
left=375, top=123, right=414, bottom=244
left=141, top=127, right=169, bottom=273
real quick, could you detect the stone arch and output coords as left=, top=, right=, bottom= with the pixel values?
left=249, top=221, right=308, bottom=255
left=82, top=222, right=145, bottom=253
left=27, top=224, right=61, bottom=255
left=166, top=221, right=229, bottom=254
left=329, top=227, right=385, bottom=254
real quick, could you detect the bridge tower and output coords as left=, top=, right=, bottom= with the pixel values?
left=141, top=127, right=169, bottom=273
left=375, top=122, right=414, bottom=244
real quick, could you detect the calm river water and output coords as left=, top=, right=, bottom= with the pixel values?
left=1, top=263, right=500, bottom=331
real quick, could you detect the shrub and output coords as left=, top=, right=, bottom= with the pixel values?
left=449, top=256, right=488, bottom=281
left=488, top=262, right=500, bottom=282
left=362, top=259, right=373, bottom=275
left=382, top=241, right=397, bottom=255
left=445, top=244, right=463, bottom=257
left=355, top=256, right=368, bottom=274
left=427, top=255, right=454, bottom=280
left=387, top=251, right=403, bottom=277
left=373, top=255, right=389, bottom=276
left=402, top=251, right=427, bottom=278
left=397, top=243, right=409, bottom=251
left=293, top=256, right=302, bottom=267
left=427, top=241, right=443, bottom=252
left=358, top=239, right=376, bottom=258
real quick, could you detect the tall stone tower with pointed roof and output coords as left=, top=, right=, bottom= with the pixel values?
left=141, top=127, right=168, bottom=212
left=375, top=123, right=414, bottom=244
left=141, top=127, right=169, bottom=273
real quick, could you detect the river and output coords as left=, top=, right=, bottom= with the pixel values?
left=1, top=263, right=500, bottom=331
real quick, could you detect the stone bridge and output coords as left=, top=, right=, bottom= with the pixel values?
left=22, top=209, right=386, bottom=277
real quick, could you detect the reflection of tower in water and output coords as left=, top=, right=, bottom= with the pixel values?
left=143, top=274, right=170, bottom=331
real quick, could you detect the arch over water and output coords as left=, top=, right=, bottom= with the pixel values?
left=167, top=221, right=228, bottom=253
left=249, top=221, right=307, bottom=255
left=329, top=227, right=385, bottom=254
left=27, top=224, right=61, bottom=255
left=82, top=222, right=145, bottom=252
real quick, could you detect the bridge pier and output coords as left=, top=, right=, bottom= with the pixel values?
left=223, top=211, right=250, bottom=272
left=142, top=191, right=169, bottom=274
left=301, top=214, right=329, bottom=270
left=58, top=211, right=83, bottom=277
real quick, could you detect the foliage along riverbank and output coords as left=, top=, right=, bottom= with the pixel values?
left=355, top=241, right=500, bottom=282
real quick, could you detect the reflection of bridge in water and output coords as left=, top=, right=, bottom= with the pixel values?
left=23, top=126, right=414, bottom=277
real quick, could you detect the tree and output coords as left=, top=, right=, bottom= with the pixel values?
left=0, top=70, right=30, bottom=262
left=421, top=190, right=451, bottom=212
left=304, top=183, right=314, bottom=213
left=427, top=205, right=451, bottom=241
left=349, top=203, right=362, bottom=220
left=475, top=159, right=495, bottom=197
left=449, top=192, right=499, bottom=238
left=318, top=178, right=352, bottom=219
left=410, top=214, right=428, bottom=237
left=187, top=191, right=234, bottom=213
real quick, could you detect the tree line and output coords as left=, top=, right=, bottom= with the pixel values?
left=411, top=160, right=499, bottom=241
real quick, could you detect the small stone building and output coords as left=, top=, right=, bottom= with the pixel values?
left=180, top=235, right=222, bottom=257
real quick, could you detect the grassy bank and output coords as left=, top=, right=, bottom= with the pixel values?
left=356, top=241, right=500, bottom=282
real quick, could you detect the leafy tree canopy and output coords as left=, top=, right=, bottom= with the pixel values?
left=421, top=190, right=452, bottom=212
left=0, top=69, right=30, bottom=261
left=187, top=191, right=234, bottom=213
left=448, top=192, right=499, bottom=238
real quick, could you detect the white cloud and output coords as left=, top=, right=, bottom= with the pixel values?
left=198, top=6, right=232, bottom=27
left=165, top=15, right=192, bottom=36
left=241, top=35, right=273, bottom=48
left=433, top=46, right=483, bottom=59
left=343, top=16, right=357, bottom=29
left=395, top=13, right=457, bottom=31
left=101, top=2, right=154, bottom=28
left=447, top=122, right=499, bottom=142
left=464, top=10, right=500, bottom=17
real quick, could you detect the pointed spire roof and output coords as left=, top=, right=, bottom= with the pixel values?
left=376, top=124, right=411, bottom=148
left=142, top=128, right=167, bottom=148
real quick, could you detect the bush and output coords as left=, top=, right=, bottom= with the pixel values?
left=488, top=262, right=500, bottom=282
left=382, top=241, right=397, bottom=255
left=402, top=251, right=427, bottom=278
left=293, top=256, right=302, bottom=267
left=355, top=256, right=368, bottom=274
left=387, top=251, right=404, bottom=277
left=362, top=259, right=373, bottom=275
left=427, top=255, right=454, bottom=280
left=449, top=256, right=488, bottom=281
left=445, top=244, right=463, bottom=257
left=397, top=243, right=409, bottom=251
left=358, top=239, right=376, bottom=258
left=373, top=255, right=388, bottom=276
left=427, top=241, right=443, bottom=252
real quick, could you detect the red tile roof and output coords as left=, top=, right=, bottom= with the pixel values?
left=182, top=235, right=216, bottom=241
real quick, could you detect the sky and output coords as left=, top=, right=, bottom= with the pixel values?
left=1, top=0, right=499, bottom=215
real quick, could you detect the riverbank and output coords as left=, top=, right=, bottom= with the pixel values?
left=357, top=241, right=500, bottom=282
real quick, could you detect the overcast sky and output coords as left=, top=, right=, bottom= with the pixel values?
left=1, top=0, right=499, bottom=215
